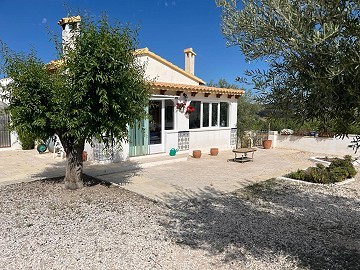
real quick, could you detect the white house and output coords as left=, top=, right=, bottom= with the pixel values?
left=1, top=16, right=244, bottom=161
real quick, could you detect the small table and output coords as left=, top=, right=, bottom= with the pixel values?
left=231, top=148, right=257, bottom=163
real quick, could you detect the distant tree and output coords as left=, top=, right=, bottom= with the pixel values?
left=1, top=14, right=150, bottom=189
left=217, top=0, right=360, bottom=136
left=208, top=78, right=239, bottom=89
left=208, top=78, right=263, bottom=146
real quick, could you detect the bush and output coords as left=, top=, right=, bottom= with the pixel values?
left=286, top=156, right=357, bottom=184
left=17, top=129, right=36, bottom=150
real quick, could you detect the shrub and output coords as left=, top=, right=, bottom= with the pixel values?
left=286, top=156, right=357, bottom=184
left=17, top=129, right=36, bottom=150
left=286, top=169, right=306, bottom=180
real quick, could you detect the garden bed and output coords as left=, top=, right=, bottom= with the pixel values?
left=282, top=155, right=357, bottom=185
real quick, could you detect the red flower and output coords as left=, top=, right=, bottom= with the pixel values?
left=186, top=105, right=195, bottom=114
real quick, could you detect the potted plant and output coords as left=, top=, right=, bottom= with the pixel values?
left=262, top=123, right=272, bottom=149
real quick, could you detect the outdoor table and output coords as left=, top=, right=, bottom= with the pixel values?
left=231, top=148, right=257, bottom=163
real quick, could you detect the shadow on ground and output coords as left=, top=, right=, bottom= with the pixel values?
left=31, top=160, right=143, bottom=186
left=160, top=179, right=360, bottom=269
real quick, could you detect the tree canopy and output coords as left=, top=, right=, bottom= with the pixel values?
left=217, top=0, right=360, bottom=135
left=1, top=14, right=151, bottom=189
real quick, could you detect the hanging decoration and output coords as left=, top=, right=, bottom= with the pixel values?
left=174, top=93, right=194, bottom=115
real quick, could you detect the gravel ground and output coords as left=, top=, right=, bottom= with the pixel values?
left=0, top=175, right=359, bottom=270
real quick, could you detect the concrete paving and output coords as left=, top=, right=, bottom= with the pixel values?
left=0, top=147, right=320, bottom=204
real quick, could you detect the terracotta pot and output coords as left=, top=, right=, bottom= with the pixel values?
left=82, top=151, right=88, bottom=161
left=262, top=139, right=272, bottom=149
left=210, top=148, right=219, bottom=156
left=193, top=150, right=201, bottom=158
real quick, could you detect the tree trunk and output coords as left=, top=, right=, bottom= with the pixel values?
left=64, top=141, right=85, bottom=190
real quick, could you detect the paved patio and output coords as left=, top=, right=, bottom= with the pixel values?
left=0, top=147, right=321, bottom=203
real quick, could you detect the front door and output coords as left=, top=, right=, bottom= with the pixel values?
left=149, top=100, right=163, bottom=154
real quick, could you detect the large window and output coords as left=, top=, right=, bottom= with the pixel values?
left=220, top=102, right=229, bottom=127
left=211, top=103, right=218, bottom=127
left=203, top=103, right=209, bottom=127
left=165, top=100, right=174, bottom=130
left=189, top=101, right=201, bottom=129
left=188, top=100, right=229, bottom=129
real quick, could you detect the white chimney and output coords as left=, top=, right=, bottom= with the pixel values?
left=184, top=48, right=196, bottom=75
left=58, top=16, right=81, bottom=54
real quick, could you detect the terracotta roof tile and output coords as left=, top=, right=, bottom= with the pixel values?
left=151, top=81, right=244, bottom=96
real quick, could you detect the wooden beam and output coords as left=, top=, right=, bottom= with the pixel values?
left=227, top=94, right=234, bottom=99
left=191, top=91, right=197, bottom=97
left=235, top=95, right=241, bottom=99
left=204, top=93, right=210, bottom=97
left=176, top=91, right=183, bottom=96
left=216, top=94, right=222, bottom=98
left=160, top=90, right=167, bottom=95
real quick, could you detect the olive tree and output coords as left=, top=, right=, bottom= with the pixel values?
left=1, top=15, right=150, bottom=189
left=217, top=0, right=360, bottom=136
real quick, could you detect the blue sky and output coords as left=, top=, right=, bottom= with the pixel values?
left=0, top=0, right=265, bottom=88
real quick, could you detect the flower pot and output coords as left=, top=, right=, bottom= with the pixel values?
left=193, top=150, right=201, bottom=158
left=262, top=139, right=272, bottom=149
left=210, top=148, right=219, bottom=156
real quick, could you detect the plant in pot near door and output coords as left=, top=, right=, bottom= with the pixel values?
left=262, top=123, right=272, bottom=149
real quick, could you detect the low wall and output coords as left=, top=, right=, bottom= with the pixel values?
left=273, top=133, right=356, bottom=156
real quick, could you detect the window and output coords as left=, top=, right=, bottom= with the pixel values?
left=203, top=103, right=209, bottom=127
left=212, top=103, right=218, bottom=127
left=189, top=101, right=201, bottom=129
left=187, top=100, right=229, bottom=129
left=220, top=102, right=229, bottom=127
left=165, top=100, right=174, bottom=130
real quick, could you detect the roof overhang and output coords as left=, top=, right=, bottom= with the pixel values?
left=150, top=81, right=244, bottom=98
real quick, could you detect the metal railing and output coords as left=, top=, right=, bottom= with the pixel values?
left=0, top=114, right=11, bottom=148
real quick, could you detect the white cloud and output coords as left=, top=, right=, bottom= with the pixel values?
left=164, top=2, right=168, bottom=7
left=41, top=18, right=47, bottom=24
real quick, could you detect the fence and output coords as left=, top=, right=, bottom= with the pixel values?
left=0, top=114, right=11, bottom=148
left=238, top=130, right=268, bottom=148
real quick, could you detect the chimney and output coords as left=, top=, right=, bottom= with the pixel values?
left=184, top=48, right=196, bottom=75
left=58, top=16, right=81, bottom=54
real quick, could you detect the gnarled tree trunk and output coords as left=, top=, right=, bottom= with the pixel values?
left=64, top=140, right=85, bottom=190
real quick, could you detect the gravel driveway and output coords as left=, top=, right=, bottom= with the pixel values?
left=1, top=175, right=359, bottom=270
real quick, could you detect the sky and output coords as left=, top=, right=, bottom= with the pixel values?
left=0, top=0, right=266, bottom=89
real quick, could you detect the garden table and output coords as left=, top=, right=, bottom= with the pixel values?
left=231, top=148, right=257, bottom=163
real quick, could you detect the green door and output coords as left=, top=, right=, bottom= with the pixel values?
left=129, top=118, right=149, bottom=157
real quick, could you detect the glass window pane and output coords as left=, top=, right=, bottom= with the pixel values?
left=203, top=103, right=209, bottom=127
left=220, top=102, right=229, bottom=127
left=165, top=100, right=174, bottom=130
left=212, top=103, right=218, bottom=127
left=189, top=101, right=201, bottom=129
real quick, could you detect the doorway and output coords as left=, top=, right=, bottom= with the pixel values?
left=149, top=100, right=163, bottom=154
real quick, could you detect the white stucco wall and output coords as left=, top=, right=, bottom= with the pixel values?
left=273, top=134, right=356, bottom=156
left=137, top=55, right=199, bottom=85
left=189, top=128, right=232, bottom=152
left=164, top=131, right=179, bottom=154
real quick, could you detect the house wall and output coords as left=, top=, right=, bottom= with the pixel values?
left=137, top=55, right=199, bottom=85
left=189, top=128, right=232, bottom=151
